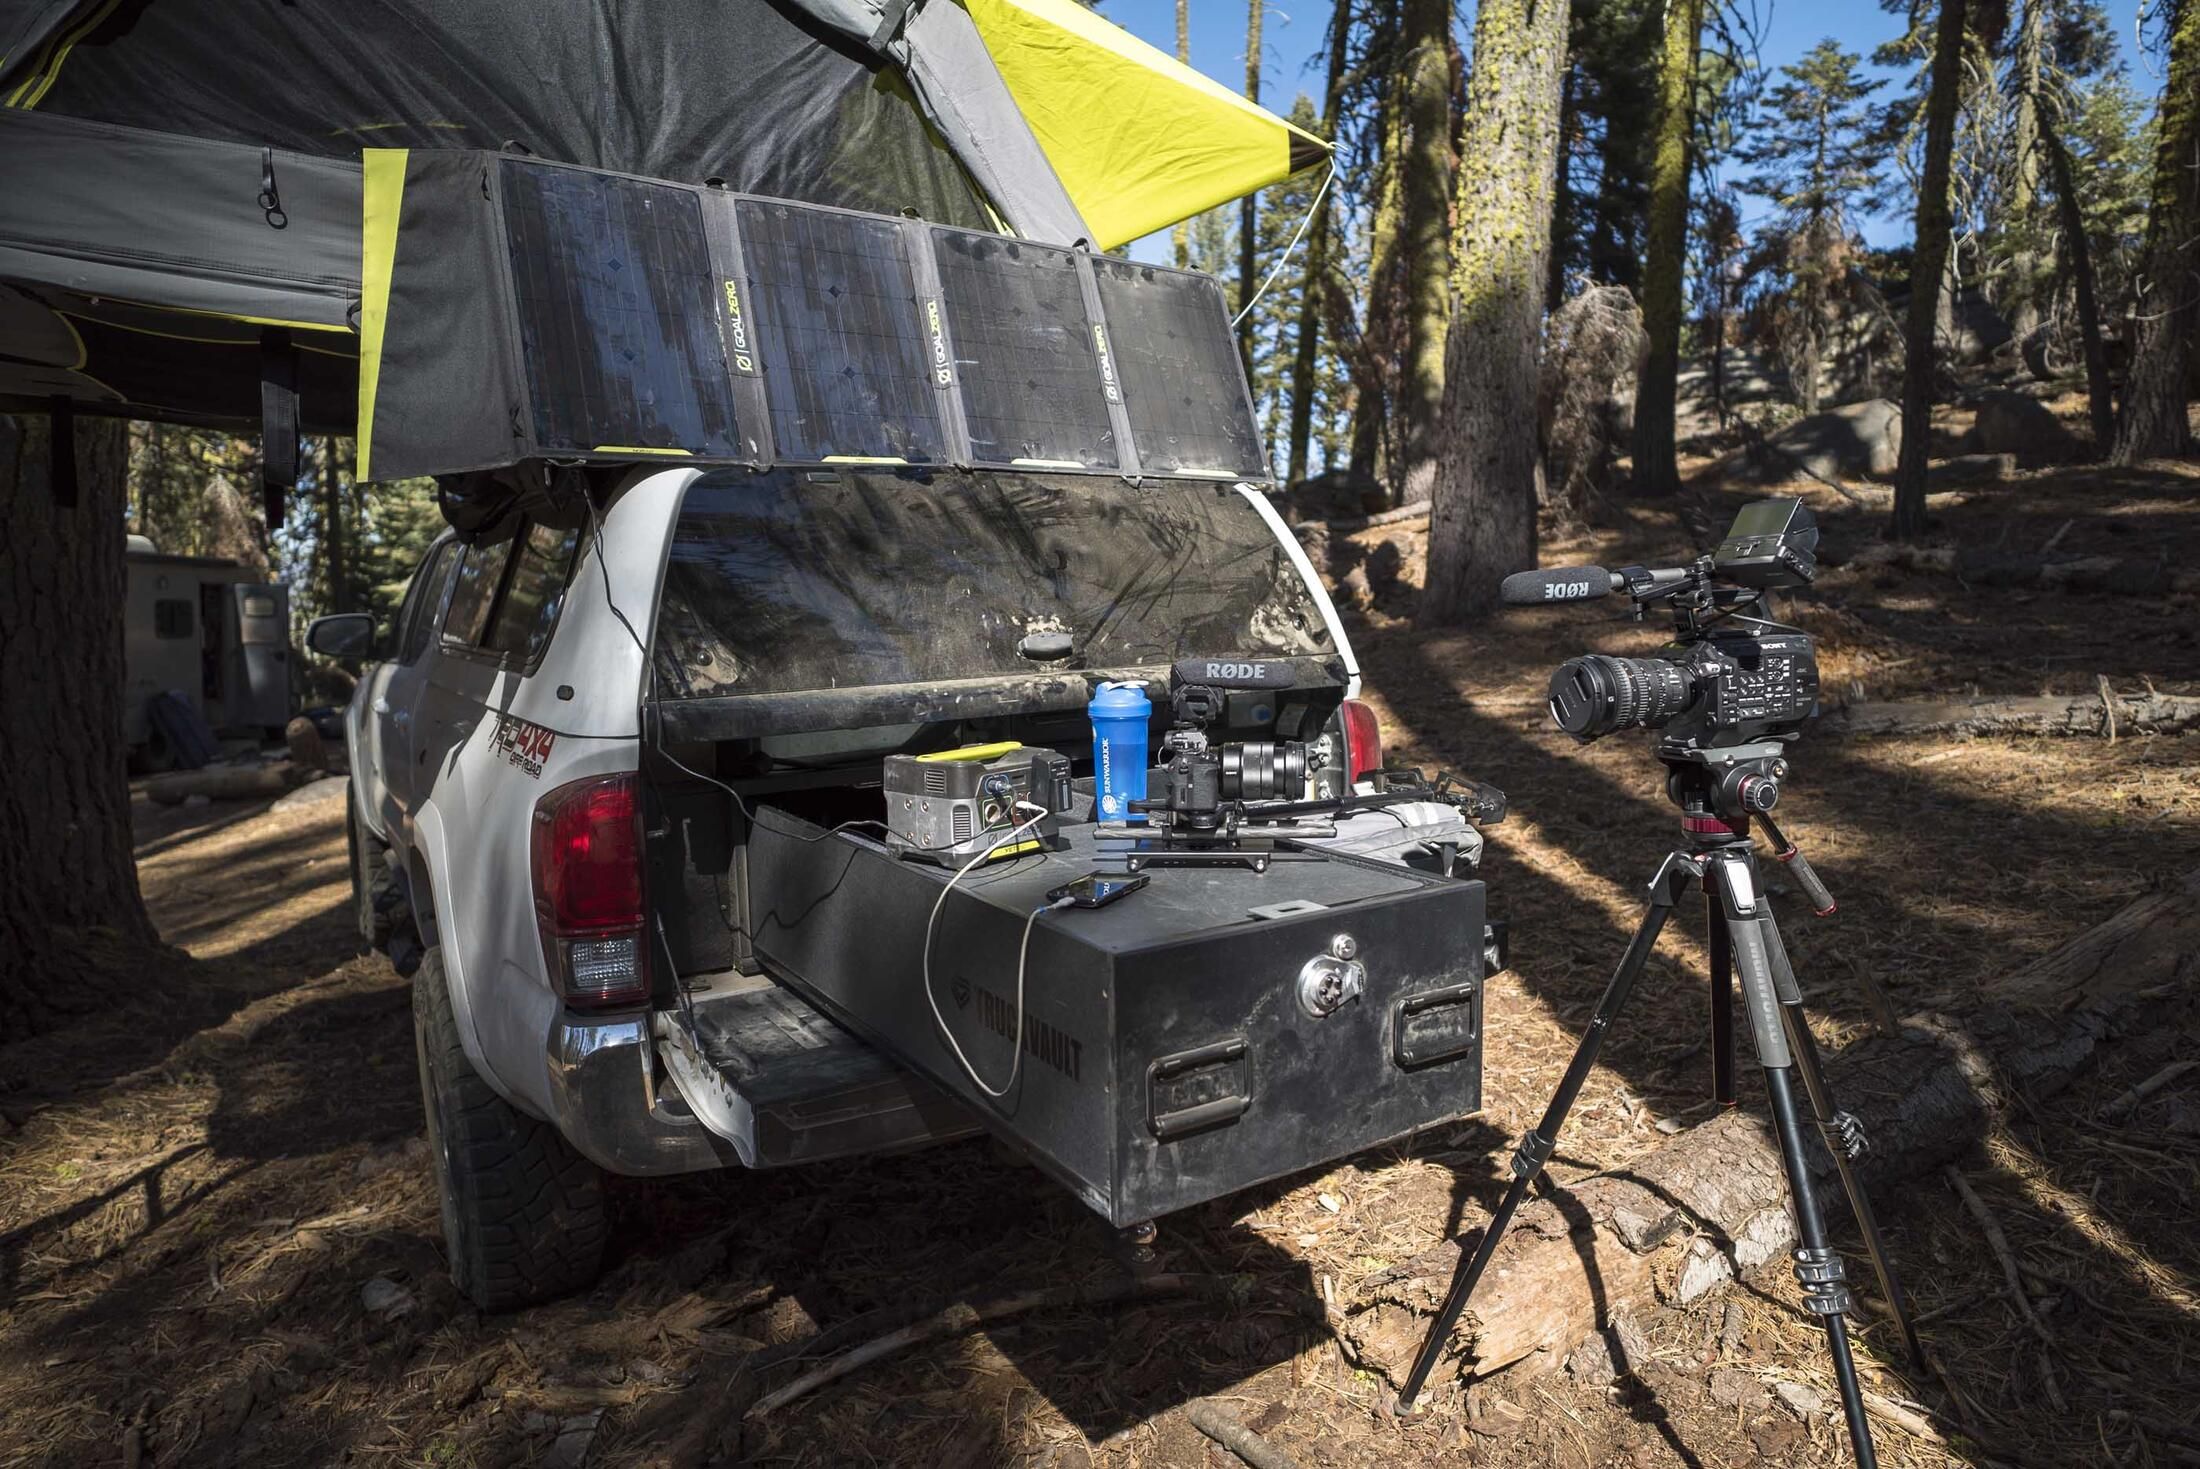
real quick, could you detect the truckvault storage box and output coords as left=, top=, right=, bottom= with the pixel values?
left=747, top=808, right=1485, bottom=1227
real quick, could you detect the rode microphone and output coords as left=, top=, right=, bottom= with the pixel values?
left=1499, top=566, right=1621, bottom=606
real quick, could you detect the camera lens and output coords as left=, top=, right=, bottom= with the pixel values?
left=1219, top=740, right=1308, bottom=800
left=1547, top=655, right=1694, bottom=740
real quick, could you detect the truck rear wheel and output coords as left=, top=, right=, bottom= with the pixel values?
left=413, top=949, right=607, bottom=1310
left=347, top=787, right=391, bottom=950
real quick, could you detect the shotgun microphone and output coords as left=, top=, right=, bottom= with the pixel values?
left=1499, top=566, right=1621, bottom=606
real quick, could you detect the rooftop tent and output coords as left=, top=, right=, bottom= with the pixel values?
left=0, top=0, right=1326, bottom=445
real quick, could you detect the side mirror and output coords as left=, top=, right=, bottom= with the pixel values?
left=307, top=612, right=376, bottom=660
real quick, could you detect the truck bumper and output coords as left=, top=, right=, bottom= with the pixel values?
left=543, top=1010, right=734, bottom=1176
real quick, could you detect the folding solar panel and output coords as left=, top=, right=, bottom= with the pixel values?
left=361, top=152, right=1272, bottom=485
left=734, top=199, right=948, bottom=464
left=930, top=229, right=1117, bottom=470
left=1089, top=258, right=1265, bottom=477
left=500, top=161, right=741, bottom=457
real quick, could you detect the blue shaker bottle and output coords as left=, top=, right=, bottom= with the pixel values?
left=1089, top=682, right=1151, bottom=823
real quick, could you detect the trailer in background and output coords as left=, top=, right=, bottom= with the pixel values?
left=124, top=538, right=291, bottom=769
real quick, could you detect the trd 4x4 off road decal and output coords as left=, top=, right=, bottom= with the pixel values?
left=490, top=714, right=556, bottom=778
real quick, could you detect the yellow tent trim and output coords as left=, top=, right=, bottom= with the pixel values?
left=960, top=0, right=1327, bottom=251
left=4, top=0, right=119, bottom=108
left=356, top=147, right=408, bottom=482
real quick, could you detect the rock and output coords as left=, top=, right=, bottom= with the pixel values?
left=1929, top=452, right=2017, bottom=486
left=1565, top=1310, right=1656, bottom=1387
left=1773, top=1380, right=1827, bottom=1418
left=542, top=1410, right=602, bottom=1469
left=1750, top=1416, right=1810, bottom=1460
left=272, top=774, right=349, bottom=813
left=1970, top=389, right=2080, bottom=462
left=1708, top=1366, right=1769, bottom=1413
left=1280, top=469, right=1385, bottom=522
left=1739, top=399, right=1901, bottom=484
left=360, top=1277, right=416, bottom=1319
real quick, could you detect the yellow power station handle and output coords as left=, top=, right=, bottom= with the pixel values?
left=913, top=741, right=1025, bottom=764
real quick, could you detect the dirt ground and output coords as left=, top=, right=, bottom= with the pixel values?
left=4, top=447, right=2199, bottom=1469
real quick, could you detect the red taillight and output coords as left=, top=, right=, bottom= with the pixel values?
left=1340, top=698, right=1384, bottom=784
left=531, top=773, right=649, bottom=1009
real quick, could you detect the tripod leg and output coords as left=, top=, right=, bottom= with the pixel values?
left=1397, top=863, right=1684, bottom=1409
left=1709, top=852, right=1880, bottom=1469
left=1765, top=1063, right=1880, bottom=1469
left=1760, top=912, right=1927, bottom=1369
left=1708, top=888, right=1736, bottom=1107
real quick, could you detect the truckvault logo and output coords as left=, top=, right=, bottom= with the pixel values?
left=965, top=979, right=1084, bottom=1082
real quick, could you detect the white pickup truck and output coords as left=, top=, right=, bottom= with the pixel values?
left=308, top=462, right=1506, bottom=1311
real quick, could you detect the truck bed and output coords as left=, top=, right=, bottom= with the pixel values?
left=656, top=970, right=977, bottom=1168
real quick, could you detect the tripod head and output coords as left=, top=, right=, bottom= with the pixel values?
left=1663, top=742, right=1791, bottom=843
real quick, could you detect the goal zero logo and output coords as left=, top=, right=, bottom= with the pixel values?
left=1092, top=324, right=1122, bottom=403
left=924, top=297, right=953, bottom=386
left=722, top=280, right=754, bottom=374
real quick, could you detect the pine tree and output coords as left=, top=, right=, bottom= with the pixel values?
left=1239, top=0, right=1266, bottom=372
left=2, top=414, right=158, bottom=1038
left=1421, top=0, right=1572, bottom=625
left=2111, top=0, right=2198, bottom=462
left=1175, top=0, right=1194, bottom=269
left=1892, top=0, right=1971, bottom=541
left=1388, top=0, right=1455, bottom=505
left=1630, top=0, right=1707, bottom=499
left=1733, top=41, right=1886, bottom=415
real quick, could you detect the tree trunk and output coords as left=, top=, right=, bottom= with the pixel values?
left=1238, top=0, right=1265, bottom=374
left=1390, top=0, right=1456, bottom=506
left=1174, top=0, right=1193, bottom=270
left=1546, top=59, right=1577, bottom=313
left=1891, top=0, right=1967, bottom=542
left=1629, top=0, right=1705, bottom=500
left=1286, top=5, right=1354, bottom=488
left=320, top=435, right=348, bottom=614
left=2007, top=0, right=2044, bottom=344
left=1355, top=68, right=1412, bottom=489
left=2109, top=0, right=2198, bottom=463
left=2042, top=121, right=2116, bottom=452
left=0, top=413, right=159, bottom=1040
left=1419, top=0, right=1571, bottom=625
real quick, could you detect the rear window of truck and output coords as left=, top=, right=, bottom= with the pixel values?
left=651, top=467, right=1332, bottom=700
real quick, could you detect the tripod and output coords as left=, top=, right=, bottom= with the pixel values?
left=1397, top=751, right=1924, bottom=1468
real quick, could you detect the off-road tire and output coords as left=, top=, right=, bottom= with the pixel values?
left=413, top=949, right=607, bottom=1310
left=347, top=786, right=392, bottom=950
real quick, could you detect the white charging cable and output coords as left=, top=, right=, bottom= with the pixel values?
left=922, top=801, right=1071, bottom=1099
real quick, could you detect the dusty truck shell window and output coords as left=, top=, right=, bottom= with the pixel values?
left=651, top=467, right=1332, bottom=701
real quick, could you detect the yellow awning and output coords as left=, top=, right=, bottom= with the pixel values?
left=960, top=0, right=1328, bottom=251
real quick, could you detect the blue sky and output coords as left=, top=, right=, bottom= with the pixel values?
left=1113, top=0, right=2162, bottom=261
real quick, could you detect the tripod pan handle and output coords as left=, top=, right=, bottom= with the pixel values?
left=1776, top=844, right=1837, bottom=917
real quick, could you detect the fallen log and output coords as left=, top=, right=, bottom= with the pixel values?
left=144, top=762, right=315, bottom=806
left=1343, top=870, right=2200, bottom=1391
left=1836, top=541, right=2200, bottom=597
left=1826, top=690, right=2200, bottom=739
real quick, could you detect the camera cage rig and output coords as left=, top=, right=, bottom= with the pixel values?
left=1097, top=657, right=1505, bottom=873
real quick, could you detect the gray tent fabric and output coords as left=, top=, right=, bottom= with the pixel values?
left=0, top=0, right=1084, bottom=240
left=0, top=110, right=361, bottom=329
left=780, top=0, right=1094, bottom=247
left=0, top=0, right=1094, bottom=432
